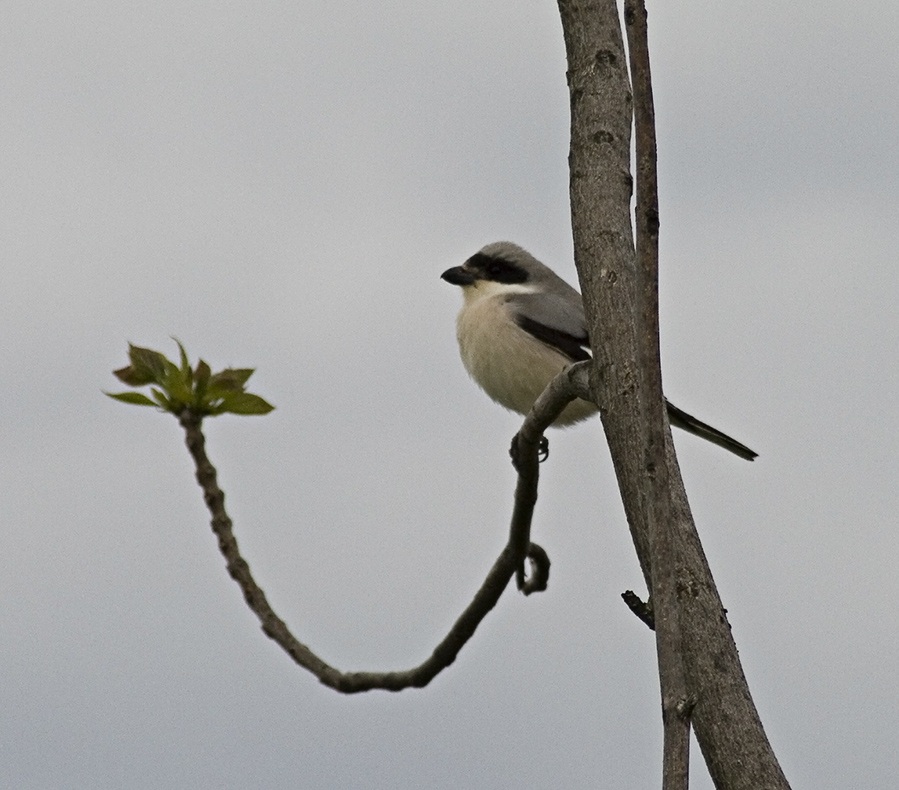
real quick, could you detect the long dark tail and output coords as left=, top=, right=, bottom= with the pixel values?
left=665, top=400, right=757, bottom=461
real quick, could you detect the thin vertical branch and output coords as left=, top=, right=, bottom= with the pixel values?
left=625, top=0, right=691, bottom=787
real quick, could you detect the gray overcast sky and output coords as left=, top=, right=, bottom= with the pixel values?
left=3, top=2, right=897, bottom=788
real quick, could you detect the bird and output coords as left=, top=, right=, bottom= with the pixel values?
left=441, top=241, right=757, bottom=461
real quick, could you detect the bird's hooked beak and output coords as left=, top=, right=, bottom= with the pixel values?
left=441, top=265, right=477, bottom=286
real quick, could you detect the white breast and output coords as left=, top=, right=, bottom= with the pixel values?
left=455, top=294, right=597, bottom=427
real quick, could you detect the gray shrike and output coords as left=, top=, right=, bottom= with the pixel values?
left=441, top=241, right=757, bottom=461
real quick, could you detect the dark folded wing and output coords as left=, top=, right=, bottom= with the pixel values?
left=507, top=292, right=591, bottom=363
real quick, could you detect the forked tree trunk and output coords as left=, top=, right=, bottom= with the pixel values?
left=557, top=1, right=792, bottom=786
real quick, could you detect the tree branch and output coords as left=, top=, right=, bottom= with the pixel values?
left=557, top=0, right=654, bottom=595
left=625, top=1, right=691, bottom=786
left=557, top=0, right=791, bottom=786
left=175, top=362, right=588, bottom=690
left=512, top=361, right=593, bottom=591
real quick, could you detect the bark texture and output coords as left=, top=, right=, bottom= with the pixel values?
left=557, top=1, right=791, bottom=786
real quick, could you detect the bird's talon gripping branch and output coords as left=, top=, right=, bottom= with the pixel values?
left=508, top=433, right=522, bottom=470
left=538, top=436, right=549, bottom=463
left=507, top=433, right=527, bottom=471
left=509, top=432, right=548, bottom=473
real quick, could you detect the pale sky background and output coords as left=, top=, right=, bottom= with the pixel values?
left=3, top=1, right=898, bottom=788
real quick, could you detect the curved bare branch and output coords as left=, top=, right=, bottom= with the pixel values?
left=177, top=362, right=588, bottom=692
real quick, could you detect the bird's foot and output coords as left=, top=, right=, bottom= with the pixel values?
left=509, top=434, right=549, bottom=471
left=538, top=436, right=549, bottom=463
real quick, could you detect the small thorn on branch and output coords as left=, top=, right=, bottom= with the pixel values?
left=622, top=590, right=655, bottom=630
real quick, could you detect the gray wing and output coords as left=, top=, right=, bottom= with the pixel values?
left=506, top=292, right=591, bottom=363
